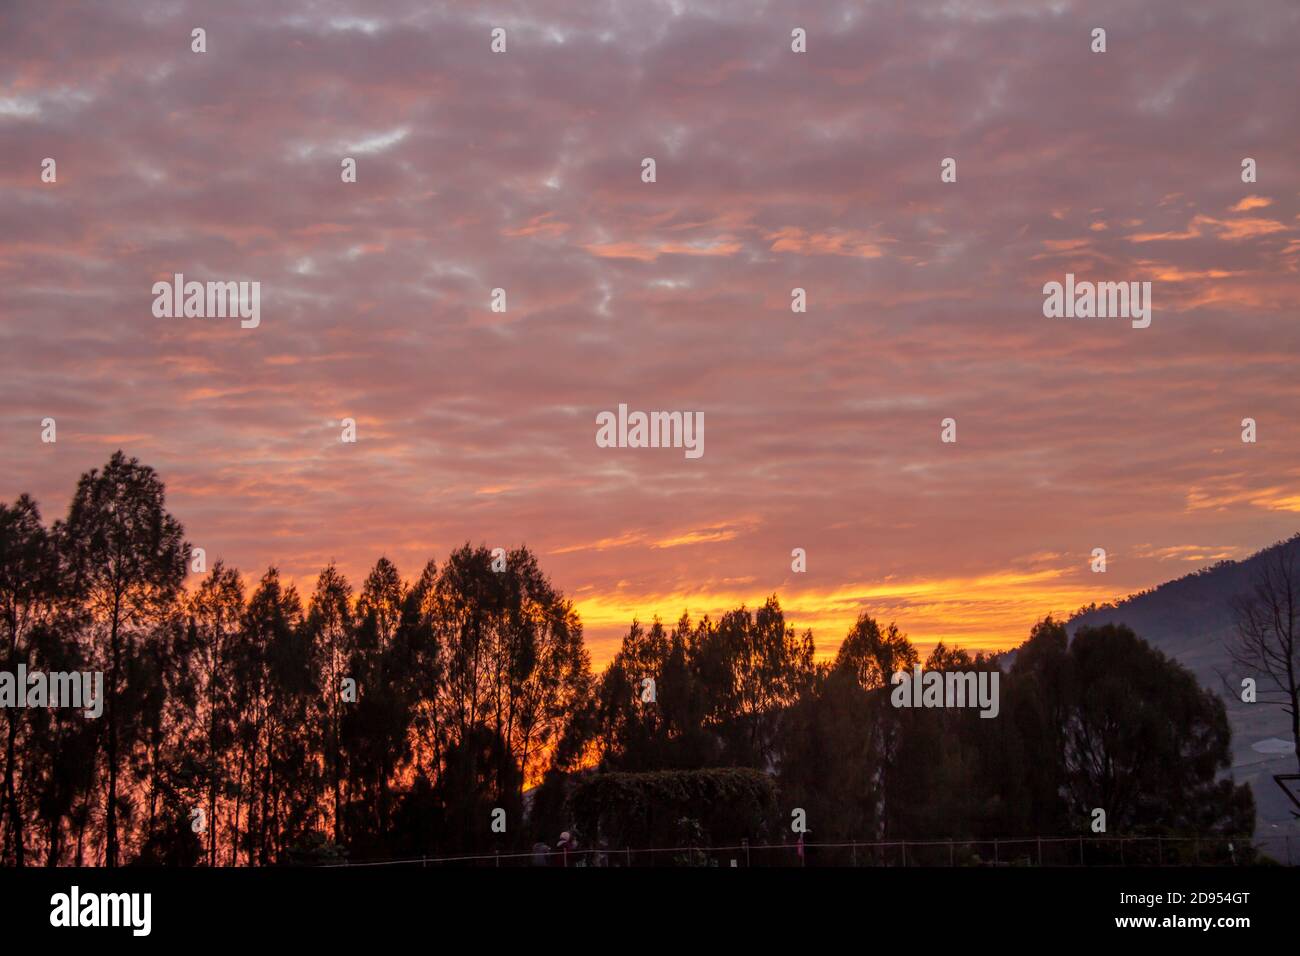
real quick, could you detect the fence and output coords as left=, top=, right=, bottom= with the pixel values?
left=326, top=833, right=1297, bottom=868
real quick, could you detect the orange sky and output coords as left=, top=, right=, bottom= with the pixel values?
left=3, top=0, right=1300, bottom=669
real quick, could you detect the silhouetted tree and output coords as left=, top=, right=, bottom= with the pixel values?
left=1031, top=623, right=1255, bottom=835
left=58, top=451, right=188, bottom=866
left=777, top=664, right=885, bottom=844
left=1228, top=535, right=1300, bottom=771
left=832, top=613, right=917, bottom=837
left=0, top=495, right=59, bottom=865
left=306, top=564, right=353, bottom=843
left=0, top=456, right=1265, bottom=866
left=834, top=613, right=918, bottom=689
left=188, top=561, right=244, bottom=865
left=343, top=557, right=414, bottom=855
left=1004, top=617, right=1074, bottom=834
left=236, top=568, right=314, bottom=864
left=695, top=597, right=814, bottom=767
left=431, top=545, right=592, bottom=795
left=884, top=643, right=1009, bottom=841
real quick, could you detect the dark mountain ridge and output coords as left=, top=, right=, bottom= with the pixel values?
left=1067, top=534, right=1300, bottom=846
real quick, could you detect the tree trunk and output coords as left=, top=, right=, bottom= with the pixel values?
left=2, top=620, right=24, bottom=865
left=3, top=702, right=23, bottom=865
left=208, top=683, right=218, bottom=866
left=105, top=600, right=121, bottom=867
left=230, top=743, right=247, bottom=867
left=1291, top=687, right=1300, bottom=774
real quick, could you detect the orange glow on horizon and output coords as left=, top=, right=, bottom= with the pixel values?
left=569, top=566, right=1121, bottom=668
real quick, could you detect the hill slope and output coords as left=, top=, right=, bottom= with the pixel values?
left=1068, top=536, right=1300, bottom=850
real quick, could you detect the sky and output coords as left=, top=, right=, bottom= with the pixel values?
left=2, top=0, right=1299, bottom=667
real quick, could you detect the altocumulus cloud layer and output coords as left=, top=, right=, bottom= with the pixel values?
left=2, top=0, right=1299, bottom=662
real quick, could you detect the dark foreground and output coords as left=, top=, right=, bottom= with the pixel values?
left=0, top=862, right=1287, bottom=943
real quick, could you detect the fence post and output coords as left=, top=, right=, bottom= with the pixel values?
left=851, top=841, right=856, bottom=867
left=626, top=846, right=632, bottom=867
left=422, top=855, right=427, bottom=868
left=744, top=838, right=750, bottom=868
left=1078, top=836, right=1084, bottom=866
left=950, top=840, right=955, bottom=867
left=1037, top=837, right=1042, bottom=867
left=901, top=841, right=906, bottom=868
left=994, top=839, right=999, bottom=867
left=495, top=849, right=500, bottom=868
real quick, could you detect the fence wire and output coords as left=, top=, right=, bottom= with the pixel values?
left=325, top=834, right=1297, bottom=868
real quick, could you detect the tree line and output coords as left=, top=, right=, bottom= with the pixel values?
left=0, top=452, right=1256, bottom=866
